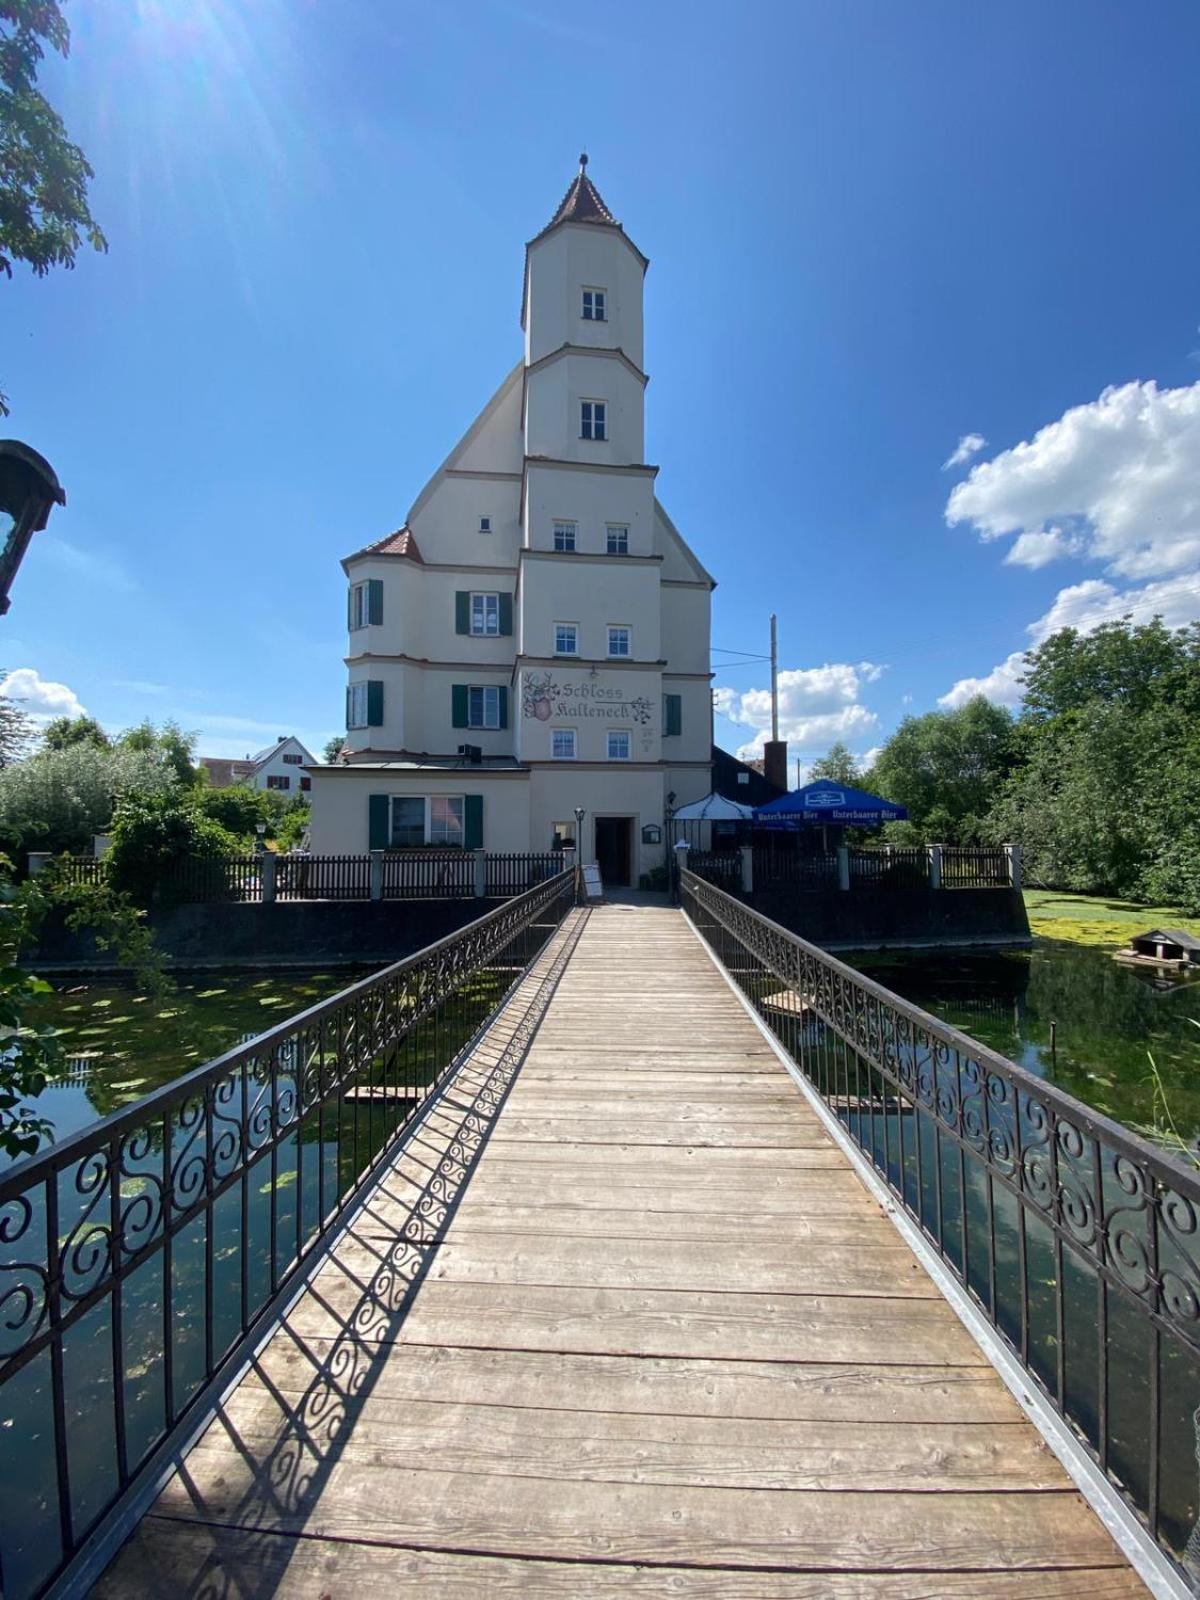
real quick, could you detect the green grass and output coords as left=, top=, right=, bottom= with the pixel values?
left=1024, top=889, right=1200, bottom=950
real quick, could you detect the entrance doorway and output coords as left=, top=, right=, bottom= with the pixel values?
left=594, top=816, right=634, bottom=888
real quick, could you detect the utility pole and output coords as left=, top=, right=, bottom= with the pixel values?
left=770, top=613, right=779, bottom=742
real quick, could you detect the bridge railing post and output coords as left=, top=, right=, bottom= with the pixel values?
left=739, top=844, right=754, bottom=895
left=836, top=845, right=850, bottom=892
left=929, top=843, right=943, bottom=891
left=369, top=849, right=384, bottom=901
left=261, top=852, right=277, bottom=904
left=473, top=847, right=487, bottom=898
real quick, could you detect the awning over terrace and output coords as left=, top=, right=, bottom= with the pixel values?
left=671, top=792, right=756, bottom=822
left=754, top=782, right=908, bottom=828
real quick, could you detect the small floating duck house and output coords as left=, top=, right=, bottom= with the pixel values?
left=1117, top=928, right=1200, bottom=968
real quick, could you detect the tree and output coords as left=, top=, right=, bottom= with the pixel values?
left=0, top=739, right=180, bottom=855
left=41, top=712, right=109, bottom=751
left=869, top=697, right=1015, bottom=843
left=323, top=734, right=344, bottom=763
left=1, top=0, right=107, bottom=414
left=0, top=677, right=35, bottom=765
left=987, top=619, right=1200, bottom=908
left=809, top=742, right=859, bottom=786
left=0, top=1, right=106, bottom=279
left=1020, top=618, right=1196, bottom=720
left=117, top=719, right=197, bottom=786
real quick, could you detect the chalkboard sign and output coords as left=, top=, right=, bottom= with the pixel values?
left=582, top=864, right=603, bottom=900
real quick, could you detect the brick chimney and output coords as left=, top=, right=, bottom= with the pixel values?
left=763, top=739, right=788, bottom=793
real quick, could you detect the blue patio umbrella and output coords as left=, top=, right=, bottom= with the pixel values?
left=753, top=782, right=908, bottom=828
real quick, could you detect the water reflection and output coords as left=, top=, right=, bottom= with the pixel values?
left=850, top=940, right=1200, bottom=1150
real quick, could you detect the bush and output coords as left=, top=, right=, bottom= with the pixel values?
left=0, top=743, right=181, bottom=858
left=106, top=789, right=241, bottom=904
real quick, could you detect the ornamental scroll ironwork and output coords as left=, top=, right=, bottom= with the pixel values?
left=0, top=870, right=574, bottom=1600
left=681, top=868, right=1200, bottom=1581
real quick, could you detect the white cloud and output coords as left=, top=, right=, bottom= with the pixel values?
left=1028, top=571, right=1200, bottom=640
left=937, top=571, right=1200, bottom=710
left=942, top=432, right=988, bottom=471
left=939, top=652, right=1027, bottom=711
left=0, top=667, right=87, bottom=722
left=946, top=379, right=1200, bottom=581
left=715, top=662, right=883, bottom=762
left=1004, top=526, right=1086, bottom=569
left=940, top=378, right=1200, bottom=711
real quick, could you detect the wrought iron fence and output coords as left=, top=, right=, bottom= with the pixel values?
left=0, top=870, right=574, bottom=1600
left=680, top=868, right=1200, bottom=1588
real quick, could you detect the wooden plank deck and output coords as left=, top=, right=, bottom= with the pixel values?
left=95, top=904, right=1146, bottom=1598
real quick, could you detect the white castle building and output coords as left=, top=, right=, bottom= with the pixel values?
left=308, top=159, right=715, bottom=886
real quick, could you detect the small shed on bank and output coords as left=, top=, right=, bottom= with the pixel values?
left=1120, top=929, right=1200, bottom=968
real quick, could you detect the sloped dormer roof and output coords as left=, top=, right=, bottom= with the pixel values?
left=341, top=526, right=425, bottom=569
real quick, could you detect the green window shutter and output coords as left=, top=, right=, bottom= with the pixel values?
left=498, top=686, right=508, bottom=729
left=463, top=794, right=483, bottom=849
left=368, top=578, right=384, bottom=626
left=368, top=794, right=390, bottom=850
left=452, top=684, right=469, bottom=728
left=347, top=587, right=354, bottom=630
left=366, top=680, right=384, bottom=727
left=664, top=693, right=682, bottom=736
left=455, top=591, right=470, bottom=634
left=498, top=592, right=513, bottom=636
left=345, top=686, right=352, bottom=729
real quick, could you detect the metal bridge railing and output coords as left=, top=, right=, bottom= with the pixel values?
left=680, top=868, right=1200, bottom=1590
left=0, top=870, right=574, bottom=1600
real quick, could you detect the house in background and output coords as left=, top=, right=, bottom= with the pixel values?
left=308, top=159, right=715, bottom=887
left=201, top=735, right=317, bottom=794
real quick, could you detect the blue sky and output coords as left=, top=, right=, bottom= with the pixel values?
left=4, top=0, right=1200, bottom=770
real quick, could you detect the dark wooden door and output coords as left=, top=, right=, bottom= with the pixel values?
left=595, top=817, right=632, bottom=887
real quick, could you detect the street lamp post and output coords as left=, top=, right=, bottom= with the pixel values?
left=0, top=442, right=65, bottom=616
left=573, top=806, right=585, bottom=903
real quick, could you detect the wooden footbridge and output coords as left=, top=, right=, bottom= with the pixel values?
left=6, top=871, right=1197, bottom=1598
left=88, top=903, right=1149, bottom=1597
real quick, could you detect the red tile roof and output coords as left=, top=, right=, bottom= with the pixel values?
left=545, top=161, right=618, bottom=230
left=345, top=526, right=424, bottom=565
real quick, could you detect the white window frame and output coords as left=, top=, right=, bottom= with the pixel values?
left=582, top=287, right=607, bottom=321
left=389, top=795, right=466, bottom=849
left=470, top=591, right=500, bottom=636
left=581, top=399, right=607, bottom=441
left=478, top=515, right=492, bottom=534
left=428, top=794, right=465, bottom=847
left=607, top=624, right=631, bottom=659
left=467, top=685, right=501, bottom=730
left=606, top=524, right=629, bottom=555
left=551, top=728, right=577, bottom=761
left=553, top=520, right=577, bottom=552
left=554, top=622, right=579, bottom=656
left=350, top=581, right=369, bottom=630
left=607, top=731, right=631, bottom=761
left=266, top=774, right=291, bottom=790
left=348, top=681, right=370, bottom=729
